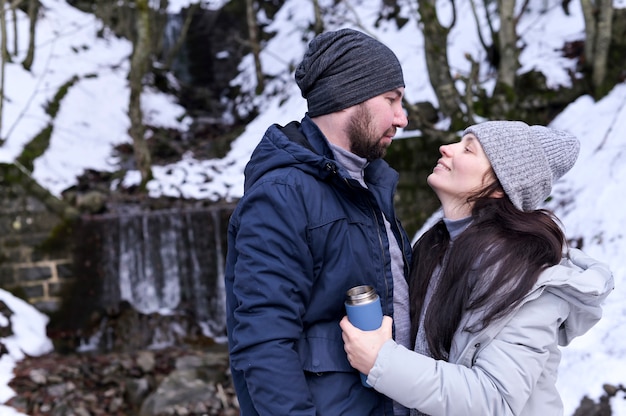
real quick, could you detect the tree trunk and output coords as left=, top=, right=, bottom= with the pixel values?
left=21, top=0, right=37, bottom=71
left=246, top=0, right=264, bottom=94
left=10, top=0, right=17, bottom=55
left=0, top=0, right=8, bottom=62
left=152, top=0, right=169, bottom=56
left=163, top=2, right=200, bottom=71
left=581, top=0, right=613, bottom=93
left=417, top=0, right=467, bottom=129
left=0, top=0, right=7, bottom=140
left=495, top=0, right=518, bottom=89
left=592, top=0, right=613, bottom=91
left=580, top=0, right=596, bottom=65
left=484, top=0, right=520, bottom=118
left=128, top=0, right=153, bottom=189
left=312, top=0, right=323, bottom=35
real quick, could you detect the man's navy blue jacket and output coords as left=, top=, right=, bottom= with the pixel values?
left=225, top=115, right=412, bottom=415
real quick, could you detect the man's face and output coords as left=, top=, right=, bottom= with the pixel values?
left=345, top=88, right=407, bottom=161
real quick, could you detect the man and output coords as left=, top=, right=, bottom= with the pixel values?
left=225, top=28, right=412, bottom=415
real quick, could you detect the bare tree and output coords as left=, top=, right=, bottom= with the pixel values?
left=0, top=0, right=8, bottom=140
left=21, top=0, right=38, bottom=71
left=494, top=0, right=518, bottom=90
left=479, top=0, right=522, bottom=118
left=0, top=0, right=24, bottom=61
left=128, top=0, right=154, bottom=189
left=312, top=0, right=323, bottom=35
left=246, top=0, right=264, bottom=94
left=581, top=0, right=613, bottom=92
left=416, top=0, right=467, bottom=129
left=466, top=0, right=528, bottom=118
left=9, top=0, right=21, bottom=55
left=163, top=2, right=200, bottom=71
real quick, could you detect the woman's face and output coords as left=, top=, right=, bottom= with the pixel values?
left=427, top=133, right=495, bottom=217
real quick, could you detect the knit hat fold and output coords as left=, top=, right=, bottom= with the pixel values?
left=464, top=121, right=580, bottom=211
left=295, top=28, right=405, bottom=117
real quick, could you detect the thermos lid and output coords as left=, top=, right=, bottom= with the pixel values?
left=345, top=285, right=378, bottom=305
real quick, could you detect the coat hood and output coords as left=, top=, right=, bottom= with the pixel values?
left=538, top=248, right=614, bottom=345
left=243, top=118, right=336, bottom=192
left=243, top=116, right=399, bottom=198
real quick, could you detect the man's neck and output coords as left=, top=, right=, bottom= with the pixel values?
left=310, top=111, right=351, bottom=151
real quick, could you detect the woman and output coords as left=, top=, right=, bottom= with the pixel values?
left=340, top=120, right=614, bottom=415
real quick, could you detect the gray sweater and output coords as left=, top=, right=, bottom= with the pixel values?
left=331, top=143, right=410, bottom=415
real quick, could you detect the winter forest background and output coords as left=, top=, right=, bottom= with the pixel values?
left=0, top=0, right=625, bottom=414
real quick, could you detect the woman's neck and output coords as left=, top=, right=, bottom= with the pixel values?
left=441, top=202, right=472, bottom=220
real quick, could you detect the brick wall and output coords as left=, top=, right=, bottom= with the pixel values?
left=0, top=163, right=74, bottom=313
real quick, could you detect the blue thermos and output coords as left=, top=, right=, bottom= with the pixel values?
left=345, top=285, right=383, bottom=387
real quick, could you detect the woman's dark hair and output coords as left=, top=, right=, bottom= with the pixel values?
left=409, top=182, right=566, bottom=360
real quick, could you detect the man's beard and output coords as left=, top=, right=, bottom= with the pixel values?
left=346, top=104, right=391, bottom=161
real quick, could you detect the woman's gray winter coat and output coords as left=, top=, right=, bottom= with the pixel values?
left=367, top=248, right=613, bottom=416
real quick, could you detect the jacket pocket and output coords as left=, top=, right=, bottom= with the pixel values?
left=297, top=331, right=354, bottom=373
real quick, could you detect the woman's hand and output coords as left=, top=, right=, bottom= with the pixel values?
left=340, top=315, right=393, bottom=374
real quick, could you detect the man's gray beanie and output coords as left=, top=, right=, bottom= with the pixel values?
left=464, top=121, right=580, bottom=212
left=295, top=28, right=405, bottom=117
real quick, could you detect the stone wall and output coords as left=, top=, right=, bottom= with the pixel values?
left=0, top=163, right=74, bottom=313
left=4, top=259, right=74, bottom=313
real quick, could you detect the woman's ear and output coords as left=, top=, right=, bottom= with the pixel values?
left=492, top=189, right=505, bottom=199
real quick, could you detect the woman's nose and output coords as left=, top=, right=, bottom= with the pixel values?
left=440, top=144, right=452, bottom=156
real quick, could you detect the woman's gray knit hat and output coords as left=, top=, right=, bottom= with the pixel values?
left=464, top=121, right=580, bottom=211
left=295, top=28, right=405, bottom=117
